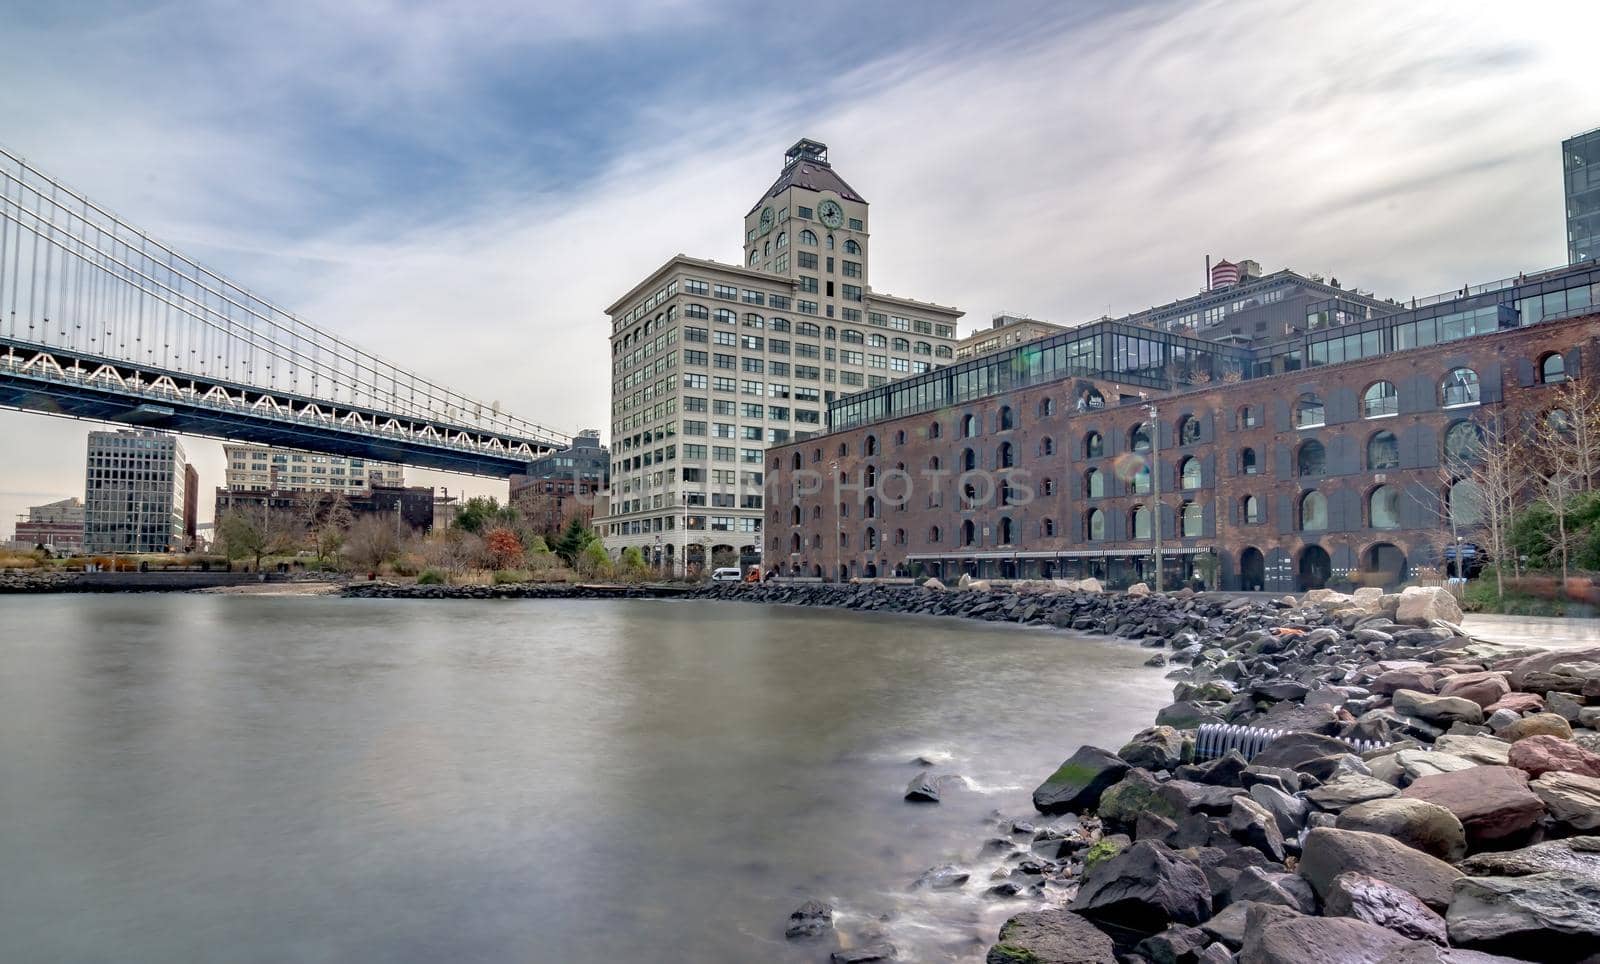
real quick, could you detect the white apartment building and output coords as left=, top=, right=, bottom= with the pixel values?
left=84, top=430, right=190, bottom=554
left=599, top=139, right=963, bottom=574
left=221, top=444, right=403, bottom=493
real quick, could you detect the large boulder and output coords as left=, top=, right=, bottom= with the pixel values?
left=1459, top=837, right=1600, bottom=878
left=1098, top=767, right=1171, bottom=829
left=1070, top=840, right=1211, bottom=935
left=1304, top=775, right=1400, bottom=812
left=1446, top=872, right=1600, bottom=961
left=1337, top=797, right=1468, bottom=863
left=1499, top=713, right=1573, bottom=743
left=1377, top=946, right=1544, bottom=964
left=1202, top=900, right=1298, bottom=950
left=986, top=909, right=1118, bottom=964
left=1033, top=745, right=1131, bottom=814
left=922, top=577, right=946, bottom=591
left=1324, top=871, right=1448, bottom=945
left=1249, top=783, right=1309, bottom=837
left=1530, top=771, right=1600, bottom=830
left=1368, top=749, right=1478, bottom=787
left=1394, top=587, right=1463, bottom=626
left=905, top=770, right=941, bottom=803
left=1253, top=733, right=1358, bottom=770
left=1120, top=726, right=1188, bottom=771
left=1297, top=827, right=1463, bottom=910
left=1157, top=700, right=1225, bottom=729
left=1227, top=797, right=1286, bottom=862
left=1128, top=582, right=1151, bottom=597
left=1437, top=672, right=1512, bottom=709
left=1432, top=735, right=1512, bottom=767
left=1238, top=913, right=1416, bottom=964
left=1229, top=866, right=1316, bottom=913
left=1392, top=689, right=1484, bottom=727
left=1134, top=925, right=1210, bottom=964
left=1507, top=733, right=1600, bottom=778
left=1401, top=766, right=1545, bottom=849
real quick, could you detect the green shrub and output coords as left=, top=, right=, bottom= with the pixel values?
left=492, top=569, right=532, bottom=584
left=416, top=569, right=446, bottom=585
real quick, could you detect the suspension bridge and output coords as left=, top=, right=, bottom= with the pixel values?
left=0, top=146, right=568, bottom=476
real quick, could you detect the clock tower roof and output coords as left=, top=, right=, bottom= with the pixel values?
left=748, top=138, right=866, bottom=214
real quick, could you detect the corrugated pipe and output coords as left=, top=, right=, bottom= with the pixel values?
left=1193, top=723, right=1389, bottom=762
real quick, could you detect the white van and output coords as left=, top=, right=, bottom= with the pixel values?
left=711, top=567, right=743, bottom=583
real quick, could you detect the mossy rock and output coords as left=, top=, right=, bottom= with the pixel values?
left=1083, top=835, right=1131, bottom=871
left=987, top=943, right=1043, bottom=964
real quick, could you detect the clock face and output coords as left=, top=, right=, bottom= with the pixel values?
left=759, top=206, right=774, bottom=233
left=818, top=199, right=844, bottom=228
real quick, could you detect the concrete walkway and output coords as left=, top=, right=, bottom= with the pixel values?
left=1462, top=613, right=1600, bottom=651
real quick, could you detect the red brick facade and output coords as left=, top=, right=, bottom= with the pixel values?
left=764, top=313, right=1599, bottom=592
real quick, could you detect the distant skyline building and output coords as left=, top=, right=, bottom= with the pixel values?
left=14, top=496, right=85, bottom=553
left=84, top=430, right=195, bottom=554
left=597, top=138, right=963, bottom=573
left=510, top=429, right=609, bottom=533
left=954, top=314, right=1068, bottom=361
left=222, top=444, right=403, bottom=493
left=1565, top=126, right=1600, bottom=264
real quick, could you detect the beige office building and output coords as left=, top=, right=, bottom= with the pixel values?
left=599, top=139, right=963, bottom=574
left=222, top=444, right=403, bottom=493
left=953, top=314, right=1067, bottom=361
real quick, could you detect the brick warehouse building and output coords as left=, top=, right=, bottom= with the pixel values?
left=763, top=261, right=1600, bottom=592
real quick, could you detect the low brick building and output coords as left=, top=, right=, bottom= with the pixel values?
left=763, top=262, right=1600, bottom=592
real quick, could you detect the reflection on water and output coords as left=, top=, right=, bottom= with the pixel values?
left=0, top=596, right=1170, bottom=963
left=1463, top=613, right=1600, bottom=650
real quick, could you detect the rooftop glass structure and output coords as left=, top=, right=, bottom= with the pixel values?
left=1567, top=127, right=1600, bottom=265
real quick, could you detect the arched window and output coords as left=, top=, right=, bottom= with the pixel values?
left=824, top=326, right=836, bottom=340
left=894, top=529, right=906, bottom=546
left=1131, top=505, right=1151, bottom=539
left=1041, top=518, right=1056, bottom=537
left=826, top=234, right=835, bottom=250
left=1238, top=405, right=1259, bottom=428
left=935, top=345, right=953, bottom=359
left=838, top=442, right=848, bottom=457
left=961, top=448, right=977, bottom=472
left=864, top=435, right=878, bottom=456
left=1442, top=368, right=1480, bottom=407
left=812, top=505, right=822, bottom=520
left=844, top=239, right=860, bottom=254
left=929, top=421, right=942, bottom=440
left=812, top=533, right=822, bottom=548
left=1242, top=495, right=1262, bottom=524
left=799, top=229, right=816, bottom=246
left=791, top=452, right=802, bottom=470
left=961, top=414, right=978, bottom=438
left=748, top=249, right=759, bottom=266
left=1540, top=353, right=1566, bottom=384
left=1039, top=397, right=1056, bottom=417
left=999, top=517, right=1014, bottom=545
left=1296, top=393, right=1325, bottom=428
left=1179, top=457, right=1202, bottom=490
left=1301, top=491, right=1328, bottom=531
left=1545, top=409, right=1574, bottom=439
left=1368, top=431, right=1399, bottom=470
left=1444, top=421, right=1482, bottom=462
left=1039, top=437, right=1055, bottom=457
left=1086, top=509, right=1106, bottom=541
left=1370, top=485, right=1400, bottom=529
left=1085, top=468, right=1105, bottom=498
left=1449, top=479, right=1484, bottom=527
left=1178, top=415, right=1201, bottom=445
left=1241, top=447, right=1258, bottom=475
left=865, top=528, right=877, bottom=550
left=777, top=231, right=789, bottom=248
left=790, top=506, right=802, bottom=526
left=1041, top=478, right=1055, bottom=496
left=961, top=520, right=976, bottom=546
left=1181, top=501, right=1203, bottom=537
left=929, top=525, right=942, bottom=544
left=999, top=405, right=1015, bottom=430
left=1130, top=423, right=1152, bottom=453
left=1132, top=464, right=1152, bottom=495
left=1084, top=431, right=1104, bottom=459
left=928, top=455, right=942, bottom=471
left=1298, top=439, right=1327, bottom=477
left=790, top=533, right=801, bottom=552
left=1363, top=381, right=1398, bottom=418
left=864, top=465, right=877, bottom=488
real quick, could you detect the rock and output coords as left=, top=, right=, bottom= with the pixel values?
left=987, top=909, right=1118, bottom=964
left=1185, top=845, right=1270, bottom=903
left=1240, top=913, right=1416, bottom=964
left=1438, top=672, right=1512, bottom=709
left=1033, top=745, right=1131, bottom=814
left=1373, top=668, right=1449, bottom=696
left=1158, top=779, right=1246, bottom=817
left=1135, top=925, right=1211, bottom=964
left=1368, top=749, right=1479, bottom=787
left=1199, top=944, right=1236, bottom=964
left=1499, top=713, right=1573, bottom=743
left=1254, top=733, right=1359, bottom=771
left=1304, top=775, right=1400, bottom=812
left=1337, top=797, right=1468, bottom=863
left=1082, top=833, right=1131, bottom=871
left=833, top=945, right=897, bottom=964
left=1202, top=901, right=1296, bottom=949
left=1486, top=708, right=1522, bottom=733
left=1186, top=750, right=1250, bottom=787
left=1253, top=679, right=1312, bottom=703
left=1446, top=872, right=1600, bottom=961
left=1099, top=767, right=1169, bottom=829
left=1432, top=734, right=1513, bottom=767
left=1297, top=753, right=1372, bottom=784
left=1297, top=827, right=1463, bottom=910
left=1158, top=700, right=1226, bottom=729
left=1546, top=691, right=1584, bottom=723
left=1242, top=765, right=1304, bottom=795
left=1070, top=840, right=1211, bottom=935
left=1393, top=689, right=1485, bottom=727
left=1253, top=702, right=1343, bottom=735
left=1128, top=582, right=1151, bottom=597
left=1507, top=733, right=1600, bottom=778
left=1121, top=726, right=1188, bottom=771
left=1402, top=766, right=1545, bottom=849
left=1459, top=837, right=1600, bottom=877
left=1395, top=587, right=1463, bottom=626
left=1148, top=653, right=1170, bottom=667
left=1228, top=796, right=1286, bottom=862
left=1325, top=871, right=1448, bottom=944
left=1249, top=783, right=1308, bottom=837
left=785, top=898, right=834, bottom=940
left=1229, top=866, right=1316, bottom=913
left=957, top=573, right=973, bottom=590
left=922, top=577, right=945, bottom=591
left=1530, top=771, right=1600, bottom=830
left=905, top=770, right=941, bottom=803
left=1376, top=946, right=1538, bottom=964
left=1485, top=693, right=1544, bottom=716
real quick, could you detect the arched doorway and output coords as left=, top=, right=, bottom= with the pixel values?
left=1239, top=547, right=1265, bottom=592
left=1298, top=544, right=1332, bottom=591
left=1363, top=543, right=1407, bottom=589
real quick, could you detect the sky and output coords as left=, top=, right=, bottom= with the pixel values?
left=2, top=0, right=1597, bottom=537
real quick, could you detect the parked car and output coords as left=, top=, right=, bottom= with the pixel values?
left=711, top=567, right=744, bottom=583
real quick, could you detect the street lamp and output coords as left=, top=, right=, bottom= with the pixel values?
left=830, top=459, right=841, bottom=583
left=1145, top=402, right=1163, bottom=593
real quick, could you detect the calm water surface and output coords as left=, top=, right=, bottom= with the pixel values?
left=0, top=596, right=1171, bottom=963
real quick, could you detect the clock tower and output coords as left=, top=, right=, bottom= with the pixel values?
left=743, top=139, right=870, bottom=311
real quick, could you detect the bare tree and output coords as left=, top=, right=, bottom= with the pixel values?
left=216, top=502, right=303, bottom=572
left=344, top=514, right=402, bottom=571
left=1534, top=376, right=1600, bottom=492
left=1453, top=413, right=1525, bottom=604
left=302, top=492, right=353, bottom=569
left=1538, top=464, right=1580, bottom=589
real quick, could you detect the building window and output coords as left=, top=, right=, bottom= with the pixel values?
left=1085, top=467, right=1105, bottom=498
left=1181, top=501, right=1203, bottom=537
left=1370, top=485, right=1401, bottom=529
left=929, top=525, right=941, bottom=544
left=998, top=405, right=1014, bottom=430
left=1441, top=368, right=1480, bottom=407
left=961, top=520, right=976, bottom=546
left=1130, top=423, right=1152, bottom=453
left=1084, top=431, right=1104, bottom=459
left=1179, top=457, right=1202, bottom=489
left=1132, top=464, right=1151, bottom=495
left=1085, top=508, right=1105, bottom=541
left=1444, top=420, right=1482, bottom=463
left=1039, top=397, right=1055, bottom=417
left=1241, top=447, right=1258, bottom=475
left=929, top=420, right=942, bottom=440
left=1539, top=353, right=1567, bottom=384
left=1041, top=477, right=1055, bottom=496
left=1177, top=415, right=1201, bottom=445
left=1296, top=393, right=1325, bottom=428
left=1300, top=491, right=1328, bottom=531
left=1131, top=505, right=1151, bottom=539
left=1239, top=405, right=1259, bottom=428
left=1368, top=431, right=1400, bottom=470
left=961, top=448, right=977, bottom=472
left=800, top=229, right=817, bottom=246
left=961, top=414, right=978, bottom=438
left=1363, top=381, right=1399, bottom=418
left=1297, top=439, right=1327, bottom=477
left=1450, top=479, right=1484, bottom=527
left=1242, top=495, right=1262, bottom=524
left=1039, top=437, right=1055, bottom=457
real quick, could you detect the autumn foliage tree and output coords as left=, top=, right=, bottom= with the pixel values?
left=484, top=527, right=525, bottom=571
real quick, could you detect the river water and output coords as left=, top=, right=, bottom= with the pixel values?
left=0, top=596, right=1172, bottom=963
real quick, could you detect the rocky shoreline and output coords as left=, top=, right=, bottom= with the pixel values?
left=720, top=582, right=1600, bottom=964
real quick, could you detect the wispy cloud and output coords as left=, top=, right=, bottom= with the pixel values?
left=1, top=0, right=1595, bottom=534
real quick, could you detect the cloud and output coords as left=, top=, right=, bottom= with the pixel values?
left=2, top=0, right=1596, bottom=536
